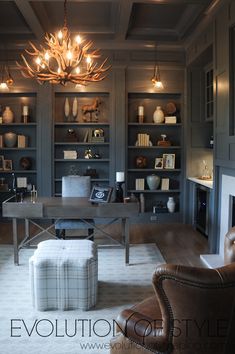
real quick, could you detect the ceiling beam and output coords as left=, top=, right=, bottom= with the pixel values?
left=14, top=0, right=44, bottom=40
left=115, top=0, right=133, bottom=41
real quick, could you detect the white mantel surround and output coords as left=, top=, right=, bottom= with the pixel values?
left=200, top=174, right=234, bottom=268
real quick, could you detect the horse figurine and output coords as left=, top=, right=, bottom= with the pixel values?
left=81, top=97, right=101, bottom=122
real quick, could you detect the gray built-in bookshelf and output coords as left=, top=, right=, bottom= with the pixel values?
left=53, top=92, right=110, bottom=196
left=0, top=92, right=37, bottom=209
left=127, top=93, right=183, bottom=219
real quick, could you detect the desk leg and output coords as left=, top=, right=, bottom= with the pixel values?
left=12, top=218, right=19, bottom=265
left=123, top=218, right=130, bottom=265
left=25, top=219, right=30, bottom=243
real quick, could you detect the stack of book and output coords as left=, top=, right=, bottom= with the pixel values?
left=136, top=133, right=150, bottom=146
left=63, top=150, right=77, bottom=159
left=17, top=135, right=28, bottom=148
left=135, top=178, right=145, bottom=190
left=164, top=116, right=177, bottom=124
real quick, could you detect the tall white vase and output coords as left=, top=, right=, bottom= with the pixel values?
left=167, top=197, right=175, bottom=213
left=64, top=98, right=70, bottom=120
left=72, top=98, right=78, bottom=121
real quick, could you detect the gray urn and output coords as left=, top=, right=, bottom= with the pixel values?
left=4, top=132, right=17, bottom=148
left=146, top=174, right=160, bottom=190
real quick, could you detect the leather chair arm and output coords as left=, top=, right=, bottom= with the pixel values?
left=116, top=308, right=169, bottom=353
left=224, top=226, right=235, bottom=264
left=152, top=263, right=235, bottom=349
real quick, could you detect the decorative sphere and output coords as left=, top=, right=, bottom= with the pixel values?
left=20, top=157, right=32, bottom=170
left=135, top=156, right=147, bottom=168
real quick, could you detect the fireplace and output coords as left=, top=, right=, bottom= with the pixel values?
left=201, top=174, right=235, bottom=268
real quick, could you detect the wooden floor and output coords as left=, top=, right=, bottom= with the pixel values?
left=0, top=221, right=209, bottom=267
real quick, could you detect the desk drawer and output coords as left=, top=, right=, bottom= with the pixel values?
left=2, top=202, right=43, bottom=218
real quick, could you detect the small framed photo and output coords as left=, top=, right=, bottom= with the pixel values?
left=3, top=159, right=12, bottom=171
left=154, top=157, right=163, bottom=169
left=89, top=186, right=113, bottom=203
left=163, top=154, right=175, bottom=169
left=0, top=155, right=4, bottom=170
left=161, top=178, right=170, bottom=190
left=17, top=177, right=27, bottom=188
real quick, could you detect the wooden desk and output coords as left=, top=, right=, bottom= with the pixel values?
left=2, top=197, right=139, bottom=265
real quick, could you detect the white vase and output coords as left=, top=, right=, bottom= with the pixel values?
left=3, top=106, right=14, bottom=123
left=64, top=98, right=70, bottom=120
left=153, top=106, right=164, bottom=124
left=167, top=197, right=175, bottom=213
left=72, top=97, right=78, bottom=120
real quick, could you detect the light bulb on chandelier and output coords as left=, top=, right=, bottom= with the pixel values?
left=0, top=44, right=14, bottom=91
left=16, top=0, right=111, bottom=86
left=151, top=43, right=163, bottom=90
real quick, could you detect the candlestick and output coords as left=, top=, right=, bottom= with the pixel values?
left=115, top=181, right=124, bottom=203
left=138, top=105, right=144, bottom=123
left=138, top=106, right=144, bottom=116
left=22, top=105, right=29, bottom=123
left=23, top=105, right=28, bottom=115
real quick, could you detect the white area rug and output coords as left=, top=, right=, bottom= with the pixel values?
left=0, top=244, right=165, bottom=354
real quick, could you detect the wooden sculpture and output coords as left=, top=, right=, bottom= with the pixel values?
left=81, top=97, right=101, bottom=121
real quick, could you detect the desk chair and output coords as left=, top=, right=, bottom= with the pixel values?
left=55, top=176, right=94, bottom=240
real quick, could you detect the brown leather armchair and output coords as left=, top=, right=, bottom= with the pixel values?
left=110, top=228, right=235, bottom=354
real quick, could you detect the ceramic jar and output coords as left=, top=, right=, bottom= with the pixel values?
left=4, top=132, right=17, bottom=147
left=153, top=106, right=164, bottom=124
left=3, top=106, right=14, bottom=123
left=167, top=197, right=176, bottom=213
left=146, top=174, right=160, bottom=190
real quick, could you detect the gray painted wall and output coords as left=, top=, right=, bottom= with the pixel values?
left=186, top=0, right=235, bottom=252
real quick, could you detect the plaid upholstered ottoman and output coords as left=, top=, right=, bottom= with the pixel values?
left=29, top=239, right=98, bottom=311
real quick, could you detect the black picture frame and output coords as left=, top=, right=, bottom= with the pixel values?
left=89, top=186, right=113, bottom=203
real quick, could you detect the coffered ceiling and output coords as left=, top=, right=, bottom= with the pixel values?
left=0, top=0, right=223, bottom=53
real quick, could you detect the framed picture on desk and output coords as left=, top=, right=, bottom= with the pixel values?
left=89, top=186, right=113, bottom=203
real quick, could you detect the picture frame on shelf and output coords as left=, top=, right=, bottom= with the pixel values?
left=163, top=154, right=175, bottom=169
left=161, top=178, right=170, bottom=190
left=154, top=157, right=163, bottom=169
left=0, top=155, right=4, bottom=170
left=17, top=177, right=27, bottom=188
left=3, top=159, right=13, bottom=171
left=89, top=186, right=113, bottom=203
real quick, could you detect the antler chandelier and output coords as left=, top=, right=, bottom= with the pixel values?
left=17, top=0, right=110, bottom=86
